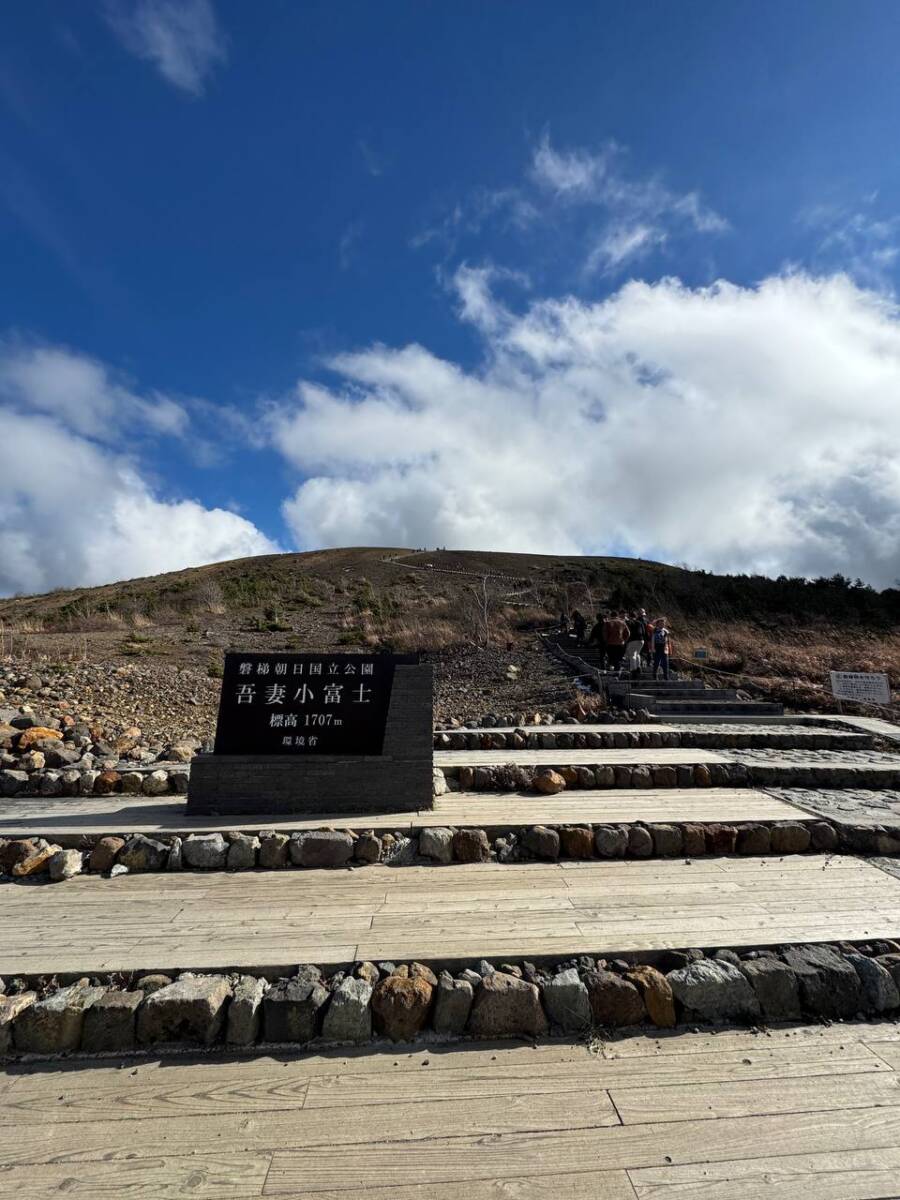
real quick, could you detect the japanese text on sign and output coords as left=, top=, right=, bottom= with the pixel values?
left=829, top=671, right=891, bottom=706
left=213, top=652, right=416, bottom=756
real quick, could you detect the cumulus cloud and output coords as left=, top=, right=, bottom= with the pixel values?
left=270, top=269, right=900, bottom=587
left=0, top=340, right=189, bottom=438
left=105, top=0, right=228, bottom=96
left=0, top=340, right=277, bottom=595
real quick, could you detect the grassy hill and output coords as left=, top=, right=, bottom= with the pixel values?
left=1, top=547, right=898, bottom=717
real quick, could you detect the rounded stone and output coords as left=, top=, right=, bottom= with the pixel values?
left=627, top=826, right=653, bottom=858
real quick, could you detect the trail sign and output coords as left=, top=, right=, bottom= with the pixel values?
left=693, top=648, right=709, bottom=661
left=213, top=651, right=409, bottom=756
left=829, top=671, right=891, bottom=706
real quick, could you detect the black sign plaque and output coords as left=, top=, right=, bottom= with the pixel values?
left=213, top=652, right=417, bottom=756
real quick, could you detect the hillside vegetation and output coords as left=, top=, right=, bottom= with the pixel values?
left=1, top=547, right=898, bottom=717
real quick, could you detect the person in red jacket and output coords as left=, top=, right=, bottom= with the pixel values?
left=603, top=610, right=630, bottom=673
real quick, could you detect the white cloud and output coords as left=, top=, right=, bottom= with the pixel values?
left=530, top=134, right=727, bottom=274
left=413, top=133, right=727, bottom=277
left=105, top=0, right=227, bottom=96
left=0, top=341, right=277, bottom=595
left=271, top=270, right=900, bottom=587
left=0, top=340, right=190, bottom=439
left=801, top=203, right=900, bottom=290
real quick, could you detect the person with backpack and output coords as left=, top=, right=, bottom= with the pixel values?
left=572, top=609, right=587, bottom=646
left=625, top=610, right=647, bottom=678
left=603, top=610, right=630, bottom=673
left=652, top=618, right=671, bottom=680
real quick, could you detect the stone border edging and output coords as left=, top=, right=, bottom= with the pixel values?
left=7, top=814, right=900, bottom=883
left=434, top=728, right=874, bottom=751
left=3, top=939, right=900, bottom=1059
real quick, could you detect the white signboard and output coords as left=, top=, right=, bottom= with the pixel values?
left=830, top=671, right=891, bottom=706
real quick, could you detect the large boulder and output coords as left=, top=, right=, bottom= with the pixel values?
left=263, top=967, right=328, bottom=1042
left=627, top=966, right=676, bottom=1028
left=137, top=974, right=231, bottom=1045
left=451, top=828, right=491, bottom=863
left=372, top=975, right=433, bottom=1041
left=847, top=953, right=900, bottom=1013
left=183, top=833, right=228, bottom=870
left=584, top=970, right=646, bottom=1027
left=82, top=991, right=142, bottom=1052
left=533, top=769, right=566, bottom=795
left=227, top=975, right=268, bottom=1045
left=118, top=834, right=169, bottom=872
left=432, top=973, right=474, bottom=1035
left=419, top=827, right=454, bottom=864
left=258, top=831, right=290, bottom=868
left=12, top=841, right=60, bottom=877
left=559, top=826, right=594, bottom=860
left=48, top=848, right=83, bottom=882
left=0, top=769, right=28, bottom=797
left=0, top=992, right=37, bottom=1053
left=522, top=826, right=560, bottom=860
left=89, top=836, right=125, bottom=873
left=291, top=831, right=354, bottom=868
left=739, top=958, right=801, bottom=1021
left=226, top=833, right=260, bottom=870
left=782, top=946, right=862, bottom=1019
left=322, top=977, right=373, bottom=1044
left=668, top=960, right=760, bottom=1023
left=14, top=981, right=105, bottom=1053
left=467, top=972, right=548, bottom=1038
left=542, top=968, right=592, bottom=1032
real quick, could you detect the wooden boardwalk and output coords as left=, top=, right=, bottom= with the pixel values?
left=0, top=787, right=810, bottom=840
left=3, top=855, right=900, bottom=977
left=434, top=747, right=900, bottom=768
left=3, top=1021, right=900, bottom=1196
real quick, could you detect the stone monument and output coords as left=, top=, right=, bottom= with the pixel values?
left=187, top=651, right=433, bottom=815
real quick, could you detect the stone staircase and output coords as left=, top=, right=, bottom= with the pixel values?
left=547, top=637, right=784, bottom=718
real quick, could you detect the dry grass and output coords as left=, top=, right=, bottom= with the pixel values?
left=674, top=621, right=900, bottom=712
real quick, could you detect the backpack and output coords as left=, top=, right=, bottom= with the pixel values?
left=653, top=626, right=668, bottom=649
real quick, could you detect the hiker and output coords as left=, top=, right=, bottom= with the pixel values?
left=625, top=610, right=647, bottom=678
left=642, top=610, right=654, bottom=669
left=559, top=611, right=569, bottom=636
left=603, top=610, right=630, bottom=673
left=588, top=613, right=607, bottom=667
left=652, top=617, right=671, bottom=680
left=572, top=609, right=587, bottom=646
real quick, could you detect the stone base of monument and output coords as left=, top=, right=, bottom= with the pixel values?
left=187, top=661, right=433, bottom=816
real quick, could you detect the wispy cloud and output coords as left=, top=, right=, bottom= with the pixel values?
left=338, top=221, right=363, bottom=270
left=411, top=133, right=727, bottom=280
left=358, top=139, right=385, bottom=178
left=531, top=134, right=728, bottom=274
left=105, top=0, right=228, bottom=96
left=801, top=200, right=900, bottom=291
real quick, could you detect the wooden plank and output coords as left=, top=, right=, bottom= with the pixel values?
left=262, top=1106, right=900, bottom=1190
left=302, top=1044, right=888, bottom=1109
left=3, top=856, right=899, bottom=977
left=602, top=1022, right=900, bottom=1059
left=268, top=1173, right=637, bottom=1200
left=0, top=1091, right=620, bottom=1166
left=0, top=1154, right=272, bottom=1198
left=863, top=1040, right=900, bottom=1071
left=610, top=1071, right=900, bottom=1125
left=1, top=1042, right=594, bottom=1102
left=628, top=1146, right=900, bottom=1200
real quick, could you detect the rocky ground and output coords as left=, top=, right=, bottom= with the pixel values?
left=0, top=642, right=585, bottom=783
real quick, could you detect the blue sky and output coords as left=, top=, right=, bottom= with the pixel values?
left=4, top=1, right=900, bottom=593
